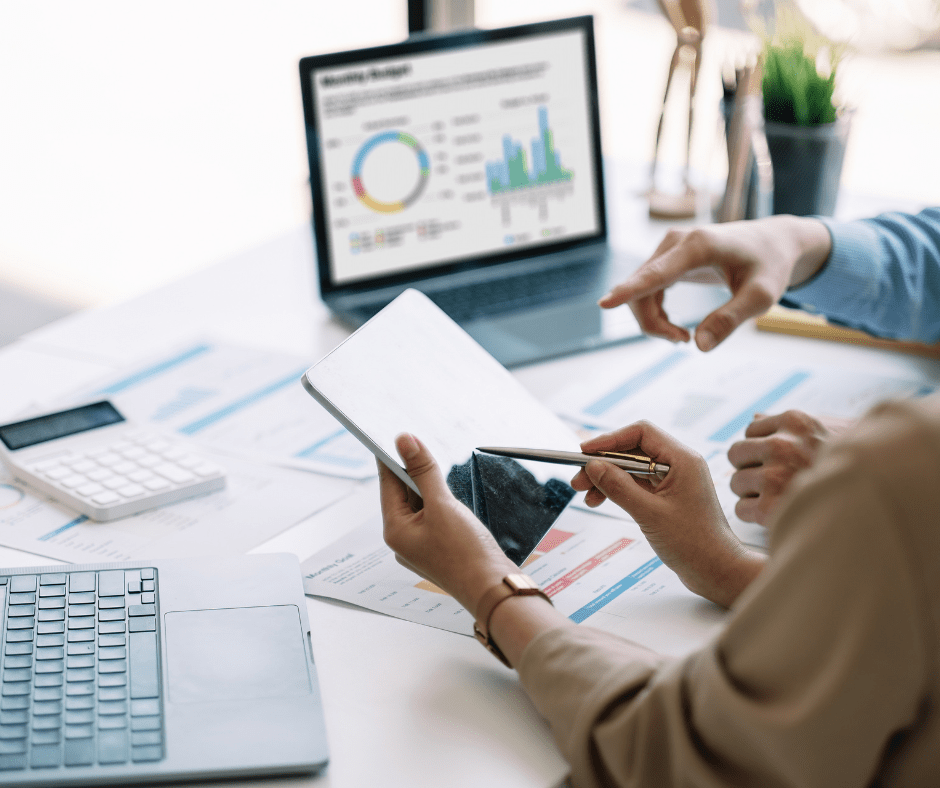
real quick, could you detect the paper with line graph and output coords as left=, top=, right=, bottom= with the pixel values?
left=71, top=342, right=375, bottom=479
left=549, top=342, right=935, bottom=548
left=0, top=454, right=355, bottom=564
left=549, top=343, right=934, bottom=439
left=301, top=505, right=725, bottom=657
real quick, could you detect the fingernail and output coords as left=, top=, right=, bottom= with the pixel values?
left=696, top=329, right=716, bottom=351
left=397, top=433, right=419, bottom=460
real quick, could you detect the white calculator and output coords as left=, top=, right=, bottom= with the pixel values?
left=0, top=400, right=226, bottom=521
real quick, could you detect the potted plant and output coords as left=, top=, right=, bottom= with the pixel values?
left=752, top=2, right=850, bottom=216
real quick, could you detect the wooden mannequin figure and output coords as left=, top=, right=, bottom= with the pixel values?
left=648, top=0, right=715, bottom=219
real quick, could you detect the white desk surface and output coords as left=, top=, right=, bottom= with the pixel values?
left=3, top=203, right=940, bottom=788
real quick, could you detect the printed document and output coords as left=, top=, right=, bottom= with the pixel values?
left=551, top=343, right=935, bottom=547
left=0, top=452, right=355, bottom=564
left=72, top=342, right=375, bottom=479
left=302, top=505, right=726, bottom=658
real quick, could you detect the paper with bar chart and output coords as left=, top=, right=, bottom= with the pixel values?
left=70, top=342, right=375, bottom=479
left=550, top=343, right=936, bottom=546
left=301, top=505, right=726, bottom=657
left=312, top=26, right=600, bottom=284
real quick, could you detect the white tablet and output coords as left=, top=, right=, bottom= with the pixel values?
left=302, top=289, right=581, bottom=564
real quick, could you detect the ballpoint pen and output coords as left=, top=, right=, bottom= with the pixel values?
left=476, top=447, right=670, bottom=477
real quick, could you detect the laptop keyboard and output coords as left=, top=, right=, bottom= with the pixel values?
left=0, top=569, right=163, bottom=771
left=356, top=260, right=599, bottom=323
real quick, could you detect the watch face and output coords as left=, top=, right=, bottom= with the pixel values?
left=504, top=573, right=539, bottom=592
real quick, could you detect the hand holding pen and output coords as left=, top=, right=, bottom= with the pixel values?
left=567, top=421, right=763, bottom=608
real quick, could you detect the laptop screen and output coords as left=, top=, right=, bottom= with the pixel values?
left=303, top=18, right=604, bottom=289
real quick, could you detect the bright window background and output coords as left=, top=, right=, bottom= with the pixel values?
left=0, top=0, right=937, bottom=309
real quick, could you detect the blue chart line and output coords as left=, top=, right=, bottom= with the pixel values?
left=295, top=429, right=367, bottom=469
left=178, top=369, right=307, bottom=435
left=583, top=351, right=687, bottom=417
left=39, top=515, right=88, bottom=542
left=569, top=557, right=663, bottom=624
left=96, top=345, right=212, bottom=395
left=708, top=371, right=811, bottom=443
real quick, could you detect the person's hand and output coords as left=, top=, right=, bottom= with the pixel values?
left=727, top=410, right=854, bottom=524
left=571, top=422, right=764, bottom=608
left=378, top=433, right=517, bottom=617
left=599, top=216, right=832, bottom=351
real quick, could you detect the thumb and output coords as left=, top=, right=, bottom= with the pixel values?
left=395, top=433, right=452, bottom=502
left=694, top=282, right=775, bottom=351
left=584, top=460, right=657, bottom=520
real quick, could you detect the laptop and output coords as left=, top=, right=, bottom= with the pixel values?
left=0, top=553, right=329, bottom=784
left=300, top=15, right=725, bottom=367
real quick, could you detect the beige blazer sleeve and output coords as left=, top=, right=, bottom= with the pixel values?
left=517, top=400, right=938, bottom=788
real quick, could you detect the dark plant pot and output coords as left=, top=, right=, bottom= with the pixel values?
left=764, top=115, right=851, bottom=216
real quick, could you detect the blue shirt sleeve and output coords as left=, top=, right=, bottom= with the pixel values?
left=780, top=207, right=940, bottom=343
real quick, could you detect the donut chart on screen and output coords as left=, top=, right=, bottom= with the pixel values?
left=351, top=131, right=430, bottom=213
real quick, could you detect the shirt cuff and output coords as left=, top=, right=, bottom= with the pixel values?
left=780, top=217, right=882, bottom=320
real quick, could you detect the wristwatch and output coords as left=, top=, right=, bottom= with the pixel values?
left=473, top=573, right=552, bottom=667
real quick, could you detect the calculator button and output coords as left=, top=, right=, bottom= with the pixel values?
left=153, top=464, right=194, bottom=484
left=103, top=478, right=128, bottom=491
left=192, top=463, right=222, bottom=478
left=71, top=460, right=97, bottom=474
left=143, top=479, right=170, bottom=492
left=96, top=453, right=122, bottom=467
left=86, top=469, right=113, bottom=482
left=75, top=483, right=104, bottom=497
left=60, top=476, right=87, bottom=490
left=32, top=459, right=63, bottom=472
left=127, top=470, right=153, bottom=483
left=112, top=462, right=138, bottom=475
left=160, top=447, right=186, bottom=460
left=124, top=431, right=156, bottom=443
left=176, top=457, right=201, bottom=469
left=44, top=468, right=71, bottom=481
left=91, top=492, right=121, bottom=506
left=121, top=447, right=145, bottom=460
left=136, top=455, right=161, bottom=468
left=144, top=440, right=171, bottom=453
left=117, top=485, right=145, bottom=499
left=59, top=456, right=83, bottom=467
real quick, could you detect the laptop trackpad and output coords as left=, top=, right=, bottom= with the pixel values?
left=165, top=606, right=311, bottom=703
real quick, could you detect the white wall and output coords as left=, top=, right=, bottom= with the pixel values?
left=1, top=0, right=937, bottom=310
left=0, top=1, right=406, bottom=306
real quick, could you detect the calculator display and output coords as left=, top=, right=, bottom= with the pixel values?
left=0, top=401, right=125, bottom=451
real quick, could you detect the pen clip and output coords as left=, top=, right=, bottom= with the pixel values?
left=590, top=450, right=657, bottom=475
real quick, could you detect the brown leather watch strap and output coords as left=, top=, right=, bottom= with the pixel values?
left=473, top=574, right=552, bottom=667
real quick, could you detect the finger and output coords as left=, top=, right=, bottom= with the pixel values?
left=377, top=459, right=415, bottom=522
left=734, top=496, right=763, bottom=524
left=693, top=281, right=776, bottom=351
left=583, top=459, right=657, bottom=519
left=744, top=413, right=784, bottom=438
left=727, top=438, right=770, bottom=469
left=598, top=244, right=691, bottom=308
left=582, top=486, right=608, bottom=507
left=729, top=466, right=764, bottom=498
left=628, top=294, right=691, bottom=343
left=395, top=433, right=452, bottom=502
left=570, top=467, right=594, bottom=491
